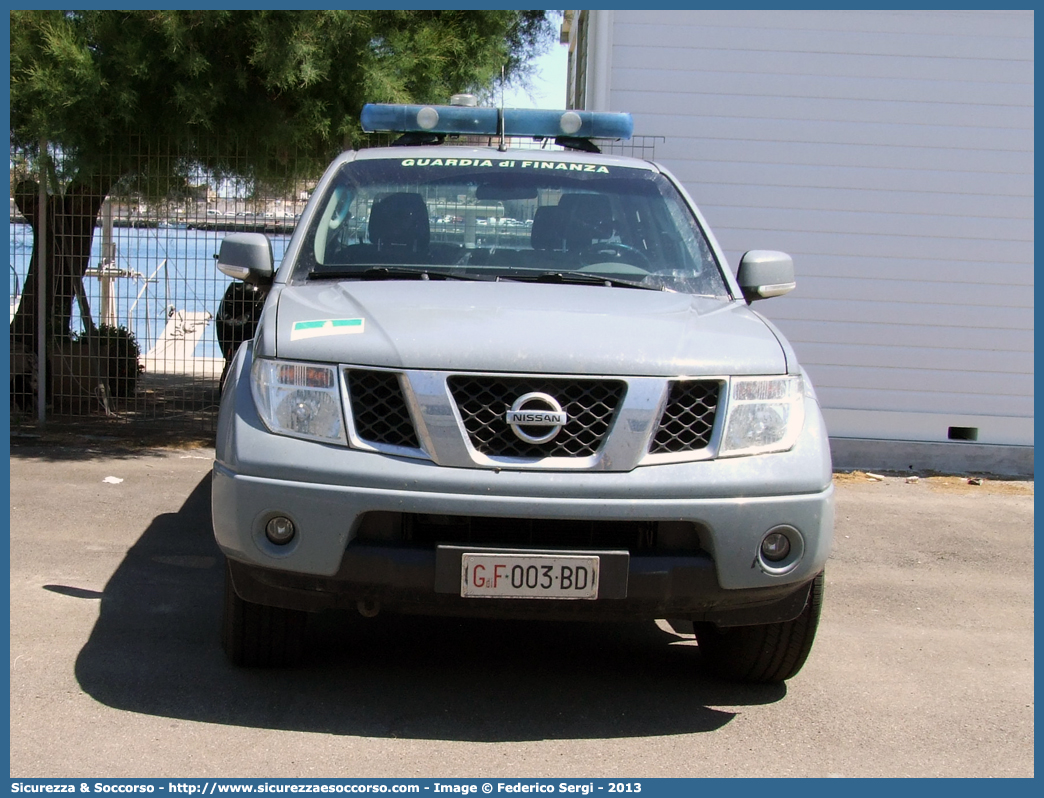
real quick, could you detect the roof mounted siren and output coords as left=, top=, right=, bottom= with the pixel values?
left=361, top=103, right=633, bottom=152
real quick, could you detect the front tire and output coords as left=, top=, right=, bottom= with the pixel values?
left=222, top=561, right=306, bottom=667
left=694, top=572, right=824, bottom=684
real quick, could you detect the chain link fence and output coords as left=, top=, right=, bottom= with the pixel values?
left=9, top=138, right=333, bottom=436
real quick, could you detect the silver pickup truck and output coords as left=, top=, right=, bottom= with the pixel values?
left=212, top=102, right=833, bottom=683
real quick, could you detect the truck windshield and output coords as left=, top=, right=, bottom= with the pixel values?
left=297, top=155, right=730, bottom=298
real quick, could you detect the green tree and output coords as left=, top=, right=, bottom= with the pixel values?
left=10, top=9, right=552, bottom=365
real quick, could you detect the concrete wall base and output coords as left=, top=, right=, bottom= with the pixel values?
left=830, top=437, right=1034, bottom=478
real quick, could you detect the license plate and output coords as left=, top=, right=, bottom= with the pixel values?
left=460, top=553, right=600, bottom=600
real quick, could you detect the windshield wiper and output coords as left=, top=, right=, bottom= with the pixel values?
left=308, top=266, right=485, bottom=282
left=497, top=271, right=663, bottom=291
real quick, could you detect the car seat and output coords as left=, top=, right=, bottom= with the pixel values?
left=530, top=205, right=568, bottom=252
left=557, top=194, right=614, bottom=250
left=366, top=192, right=431, bottom=262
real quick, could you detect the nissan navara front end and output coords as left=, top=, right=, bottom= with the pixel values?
left=212, top=103, right=834, bottom=683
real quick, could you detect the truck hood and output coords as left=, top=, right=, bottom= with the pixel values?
left=267, top=280, right=787, bottom=376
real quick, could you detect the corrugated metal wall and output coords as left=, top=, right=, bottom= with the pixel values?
left=587, top=10, right=1033, bottom=446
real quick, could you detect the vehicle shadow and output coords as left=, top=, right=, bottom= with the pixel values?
left=72, top=474, right=786, bottom=741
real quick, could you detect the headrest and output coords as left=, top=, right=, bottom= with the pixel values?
left=530, top=205, right=567, bottom=251
left=368, top=193, right=430, bottom=252
left=558, top=193, right=614, bottom=245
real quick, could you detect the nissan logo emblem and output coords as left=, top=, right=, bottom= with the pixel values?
left=505, top=392, right=568, bottom=444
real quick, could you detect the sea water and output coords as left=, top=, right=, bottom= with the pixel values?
left=9, top=222, right=291, bottom=360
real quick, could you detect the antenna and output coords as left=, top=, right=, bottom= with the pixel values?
left=498, top=66, right=507, bottom=152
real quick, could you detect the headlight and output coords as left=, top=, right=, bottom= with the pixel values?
left=720, top=375, right=805, bottom=457
left=251, top=358, right=346, bottom=444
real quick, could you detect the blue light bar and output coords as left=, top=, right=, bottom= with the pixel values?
left=360, top=103, right=633, bottom=140
left=505, top=109, right=633, bottom=140
left=361, top=104, right=495, bottom=136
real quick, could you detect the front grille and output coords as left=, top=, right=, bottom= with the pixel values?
left=447, top=376, right=625, bottom=458
left=650, top=380, right=720, bottom=454
left=345, top=369, right=419, bottom=448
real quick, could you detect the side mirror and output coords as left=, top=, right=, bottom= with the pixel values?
left=736, top=250, right=795, bottom=302
left=217, top=233, right=274, bottom=286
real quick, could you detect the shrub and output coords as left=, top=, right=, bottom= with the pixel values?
left=78, top=324, right=144, bottom=398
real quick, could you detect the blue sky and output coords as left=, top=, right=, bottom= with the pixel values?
left=502, top=42, right=570, bottom=110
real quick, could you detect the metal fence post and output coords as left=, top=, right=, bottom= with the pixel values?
left=36, top=138, right=47, bottom=426
left=100, top=197, right=116, bottom=326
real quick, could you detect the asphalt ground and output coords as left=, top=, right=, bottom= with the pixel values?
left=8, top=440, right=1034, bottom=778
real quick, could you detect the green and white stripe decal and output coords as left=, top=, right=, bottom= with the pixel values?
left=290, top=318, right=365, bottom=341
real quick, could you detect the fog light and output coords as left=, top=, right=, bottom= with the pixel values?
left=761, top=531, right=791, bottom=562
left=265, top=516, right=296, bottom=545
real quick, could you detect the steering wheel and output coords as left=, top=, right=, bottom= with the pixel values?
left=578, top=241, right=652, bottom=271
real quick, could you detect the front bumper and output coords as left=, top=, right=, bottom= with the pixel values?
left=227, top=550, right=819, bottom=626
left=213, top=343, right=834, bottom=622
